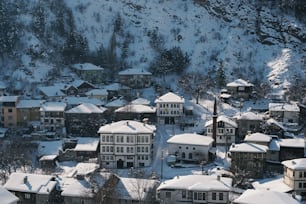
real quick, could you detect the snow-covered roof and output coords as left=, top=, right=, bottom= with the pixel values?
left=4, top=173, right=57, bottom=195
left=73, top=163, right=99, bottom=176
left=37, top=140, right=63, bottom=157
left=85, top=88, right=108, bottom=96
left=282, top=158, right=306, bottom=170
left=39, top=154, right=58, bottom=161
left=226, top=78, right=254, bottom=87
left=0, top=96, right=18, bottom=102
left=71, top=79, right=95, bottom=88
left=269, top=103, right=299, bottom=112
left=131, top=97, right=151, bottom=105
left=40, top=102, right=67, bottom=112
left=104, top=83, right=131, bottom=91
left=118, top=68, right=152, bottom=75
left=105, top=98, right=127, bottom=108
left=115, top=104, right=156, bottom=113
left=278, top=138, right=304, bottom=148
left=157, top=175, right=232, bottom=191
left=167, top=133, right=213, bottom=146
left=62, top=96, right=104, bottom=106
left=205, top=115, right=238, bottom=128
left=234, top=111, right=263, bottom=121
left=74, top=137, right=100, bottom=152
left=16, top=99, right=44, bottom=108
left=38, top=86, right=66, bottom=97
left=154, top=92, right=185, bottom=104
left=252, top=175, right=292, bottom=193
left=61, top=177, right=95, bottom=198
left=71, top=63, right=104, bottom=71
left=244, top=133, right=271, bottom=143
left=98, top=120, right=156, bottom=134
left=0, top=186, right=19, bottom=204
left=113, top=177, right=158, bottom=201
left=233, top=189, right=299, bottom=204
left=229, top=143, right=268, bottom=153
left=66, top=103, right=106, bottom=114
left=60, top=172, right=111, bottom=198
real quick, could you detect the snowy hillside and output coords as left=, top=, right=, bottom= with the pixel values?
left=0, top=0, right=305, bottom=96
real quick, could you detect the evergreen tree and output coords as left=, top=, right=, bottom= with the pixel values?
left=216, top=62, right=226, bottom=88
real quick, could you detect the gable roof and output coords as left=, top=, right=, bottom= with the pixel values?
left=74, top=137, right=100, bottom=152
left=4, top=173, right=56, bottom=195
left=167, top=133, right=213, bottom=146
left=229, top=143, right=268, bottom=153
left=71, top=63, right=104, bottom=71
left=157, top=175, right=232, bottom=191
left=62, top=96, right=105, bottom=106
left=38, top=86, right=66, bottom=97
left=0, top=186, right=19, bottom=204
left=226, top=78, right=254, bottom=87
left=85, top=88, right=108, bottom=96
left=269, top=102, right=299, bottom=112
left=71, top=80, right=95, bottom=89
left=244, top=133, right=272, bottom=143
left=234, top=111, right=263, bottom=121
left=205, top=115, right=238, bottom=128
left=66, top=103, right=106, bottom=114
left=98, top=120, right=156, bottom=134
left=115, top=104, right=156, bottom=113
left=131, top=97, right=151, bottom=105
left=154, top=92, right=184, bottom=103
left=0, top=96, right=19, bottom=103
left=118, top=68, right=152, bottom=76
left=233, top=189, right=300, bottom=204
left=16, top=100, right=44, bottom=109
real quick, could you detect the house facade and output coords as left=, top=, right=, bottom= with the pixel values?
left=269, top=102, right=300, bottom=124
left=16, top=99, right=44, bottom=127
left=0, top=96, right=19, bottom=128
left=229, top=143, right=268, bottom=178
left=4, top=173, right=60, bottom=204
left=233, top=111, right=264, bottom=142
left=205, top=115, right=237, bottom=147
left=98, top=120, right=156, bottom=169
left=118, top=68, right=152, bottom=88
left=157, top=175, right=232, bottom=204
left=282, top=158, right=306, bottom=199
left=40, top=102, right=67, bottom=135
left=155, top=92, right=185, bottom=124
left=226, top=78, right=254, bottom=99
left=65, top=103, right=107, bottom=136
left=167, top=133, right=213, bottom=163
left=71, top=63, right=105, bottom=84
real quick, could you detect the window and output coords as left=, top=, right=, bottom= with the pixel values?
left=300, top=172, right=303, bottom=178
left=25, top=193, right=31, bottom=199
left=189, top=153, right=192, bottom=159
left=102, top=136, right=105, bottom=142
left=166, top=192, right=171, bottom=198
left=182, top=152, right=185, bottom=159
left=299, top=182, right=302, bottom=188
left=8, top=108, right=12, bottom=113
left=219, top=192, right=224, bottom=200
left=182, top=190, right=186, bottom=198
left=212, top=192, right=216, bottom=200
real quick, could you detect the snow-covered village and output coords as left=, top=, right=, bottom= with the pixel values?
left=0, top=0, right=305, bottom=203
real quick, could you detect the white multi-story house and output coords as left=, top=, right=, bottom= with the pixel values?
left=269, top=102, right=300, bottom=124
left=167, top=133, right=213, bottom=163
left=40, top=102, right=67, bottom=135
left=156, top=175, right=232, bottom=204
left=205, top=115, right=237, bottom=147
left=98, top=120, right=156, bottom=169
left=282, top=158, right=306, bottom=199
left=155, top=92, right=185, bottom=124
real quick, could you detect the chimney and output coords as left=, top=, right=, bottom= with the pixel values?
left=23, top=176, right=28, bottom=184
left=212, top=98, right=217, bottom=147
